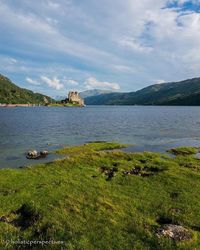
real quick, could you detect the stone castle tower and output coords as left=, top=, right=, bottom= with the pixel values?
left=68, top=91, right=84, bottom=106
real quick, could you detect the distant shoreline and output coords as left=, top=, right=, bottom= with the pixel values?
left=0, top=104, right=39, bottom=107
left=0, top=103, right=86, bottom=108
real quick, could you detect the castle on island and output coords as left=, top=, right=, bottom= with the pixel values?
left=61, top=91, right=84, bottom=107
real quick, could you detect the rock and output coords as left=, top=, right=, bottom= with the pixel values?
left=106, top=171, right=114, bottom=181
left=40, top=150, right=48, bottom=156
left=99, top=166, right=109, bottom=173
left=157, top=224, right=192, bottom=241
left=106, top=168, right=118, bottom=181
left=169, top=208, right=182, bottom=214
left=0, top=216, right=9, bottom=223
left=27, top=150, right=38, bottom=159
left=26, top=150, right=48, bottom=159
left=123, top=166, right=161, bottom=177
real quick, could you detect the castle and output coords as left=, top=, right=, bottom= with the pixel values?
left=62, top=91, right=84, bottom=106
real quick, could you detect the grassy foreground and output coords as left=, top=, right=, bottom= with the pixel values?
left=0, top=142, right=200, bottom=249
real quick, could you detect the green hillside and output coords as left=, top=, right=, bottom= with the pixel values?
left=0, top=74, right=55, bottom=105
left=85, top=77, right=200, bottom=105
left=79, top=89, right=114, bottom=98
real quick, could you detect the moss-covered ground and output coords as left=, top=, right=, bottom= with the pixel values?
left=167, top=146, right=200, bottom=156
left=0, top=142, right=200, bottom=249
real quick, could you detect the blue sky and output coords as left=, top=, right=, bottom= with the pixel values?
left=0, top=0, right=200, bottom=97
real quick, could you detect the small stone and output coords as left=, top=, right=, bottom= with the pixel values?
left=157, top=224, right=192, bottom=241
left=27, top=150, right=38, bottom=159
left=40, top=150, right=48, bottom=156
left=0, top=216, right=9, bottom=223
left=170, top=208, right=182, bottom=214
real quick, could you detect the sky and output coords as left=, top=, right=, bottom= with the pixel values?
left=0, top=0, right=200, bottom=97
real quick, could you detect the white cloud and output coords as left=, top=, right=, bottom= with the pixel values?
left=67, top=79, right=78, bottom=86
left=26, top=77, right=40, bottom=85
left=155, top=79, right=165, bottom=84
left=2, top=0, right=200, bottom=95
left=119, top=38, right=153, bottom=53
left=84, top=77, right=120, bottom=90
left=46, top=17, right=59, bottom=25
left=0, top=1, right=121, bottom=68
left=41, top=76, right=64, bottom=90
left=113, top=65, right=134, bottom=73
left=47, top=1, right=60, bottom=9
left=66, top=79, right=79, bottom=85
left=10, top=58, right=17, bottom=64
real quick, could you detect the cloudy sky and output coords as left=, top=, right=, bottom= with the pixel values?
left=0, top=0, right=200, bottom=97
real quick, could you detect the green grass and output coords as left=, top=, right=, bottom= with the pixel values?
left=167, top=146, right=200, bottom=156
left=0, top=142, right=200, bottom=249
left=54, top=141, right=128, bottom=155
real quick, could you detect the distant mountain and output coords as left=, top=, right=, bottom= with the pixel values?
left=55, top=95, right=66, bottom=101
left=0, top=74, right=55, bottom=104
left=54, top=90, right=113, bottom=101
left=84, top=77, right=200, bottom=106
left=79, top=89, right=114, bottom=99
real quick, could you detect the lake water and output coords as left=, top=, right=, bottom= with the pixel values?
left=1, top=106, right=200, bottom=168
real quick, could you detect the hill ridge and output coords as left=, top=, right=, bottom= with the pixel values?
left=84, top=77, right=200, bottom=106
left=0, top=74, right=55, bottom=105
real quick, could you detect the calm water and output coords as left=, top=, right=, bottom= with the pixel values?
left=1, top=106, right=200, bottom=168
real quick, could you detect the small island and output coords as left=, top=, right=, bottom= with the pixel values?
left=48, top=91, right=85, bottom=107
